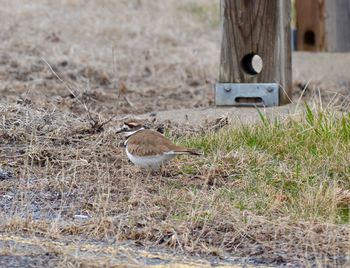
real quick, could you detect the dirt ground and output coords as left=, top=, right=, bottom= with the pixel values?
left=1, top=1, right=350, bottom=121
left=0, top=0, right=220, bottom=119
left=1, top=0, right=350, bottom=267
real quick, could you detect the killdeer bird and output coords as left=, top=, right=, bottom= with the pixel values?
left=116, top=119, right=201, bottom=170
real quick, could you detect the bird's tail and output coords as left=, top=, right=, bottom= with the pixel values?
left=174, top=148, right=203, bottom=156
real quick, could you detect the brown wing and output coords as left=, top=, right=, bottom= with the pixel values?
left=126, top=129, right=197, bottom=156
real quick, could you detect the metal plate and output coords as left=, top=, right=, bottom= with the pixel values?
left=215, top=83, right=279, bottom=107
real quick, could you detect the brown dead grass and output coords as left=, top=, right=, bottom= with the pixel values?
left=0, top=103, right=349, bottom=267
left=0, top=0, right=218, bottom=118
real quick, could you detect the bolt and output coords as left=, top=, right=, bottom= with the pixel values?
left=267, top=87, right=274, bottom=93
left=224, top=86, right=231, bottom=92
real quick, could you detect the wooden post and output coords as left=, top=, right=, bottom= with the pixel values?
left=220, top=0, right=292, bottom=105
left=296, top=0, right=350, bottom=52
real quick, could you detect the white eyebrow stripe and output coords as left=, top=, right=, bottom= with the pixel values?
left=124, top=127, right=145, bottom=138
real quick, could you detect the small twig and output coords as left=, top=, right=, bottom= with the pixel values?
left=41, top=57, right=77, bottom=99
left=41, top=57, right=119, bottom=132
left=99, top=114, right=120, bottom=128
left=124, top=96, right=135, bottom=107
left=42, top=57, right=98, bottom=119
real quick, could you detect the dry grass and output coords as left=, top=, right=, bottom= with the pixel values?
left=1, top=0, right=350, bottom=267
left=0, top=0, right=218, bottom=117
left=1, top=101, right=349, bottom=267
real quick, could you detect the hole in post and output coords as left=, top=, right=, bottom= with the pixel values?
left=235, top=97, right=263, bottom=104
left=241, top=53, right=263, bottom=75
left=304, top=30, right=315, bottom=46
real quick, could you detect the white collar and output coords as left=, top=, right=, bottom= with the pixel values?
left=124, top=127, right=144, bottom=146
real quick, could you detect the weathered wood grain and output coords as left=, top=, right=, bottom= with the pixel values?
left=296, top=0, right=350, bottom=52
left=325, top=0, right=350, bottom=52
left=219, top=0, right=292, bottom=105
left=296, top=0, right=326, bottom=51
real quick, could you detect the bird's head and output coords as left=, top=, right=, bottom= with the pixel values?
left=116, top=118, right=145, bottom=136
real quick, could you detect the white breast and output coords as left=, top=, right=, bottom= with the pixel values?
left=126, top=147, right=176, bottom=170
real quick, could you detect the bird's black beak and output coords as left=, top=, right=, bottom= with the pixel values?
left=116, top=127, right=126, bottom=134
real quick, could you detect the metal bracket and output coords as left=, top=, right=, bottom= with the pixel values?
left=215, top=83, right=279, bottom=107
